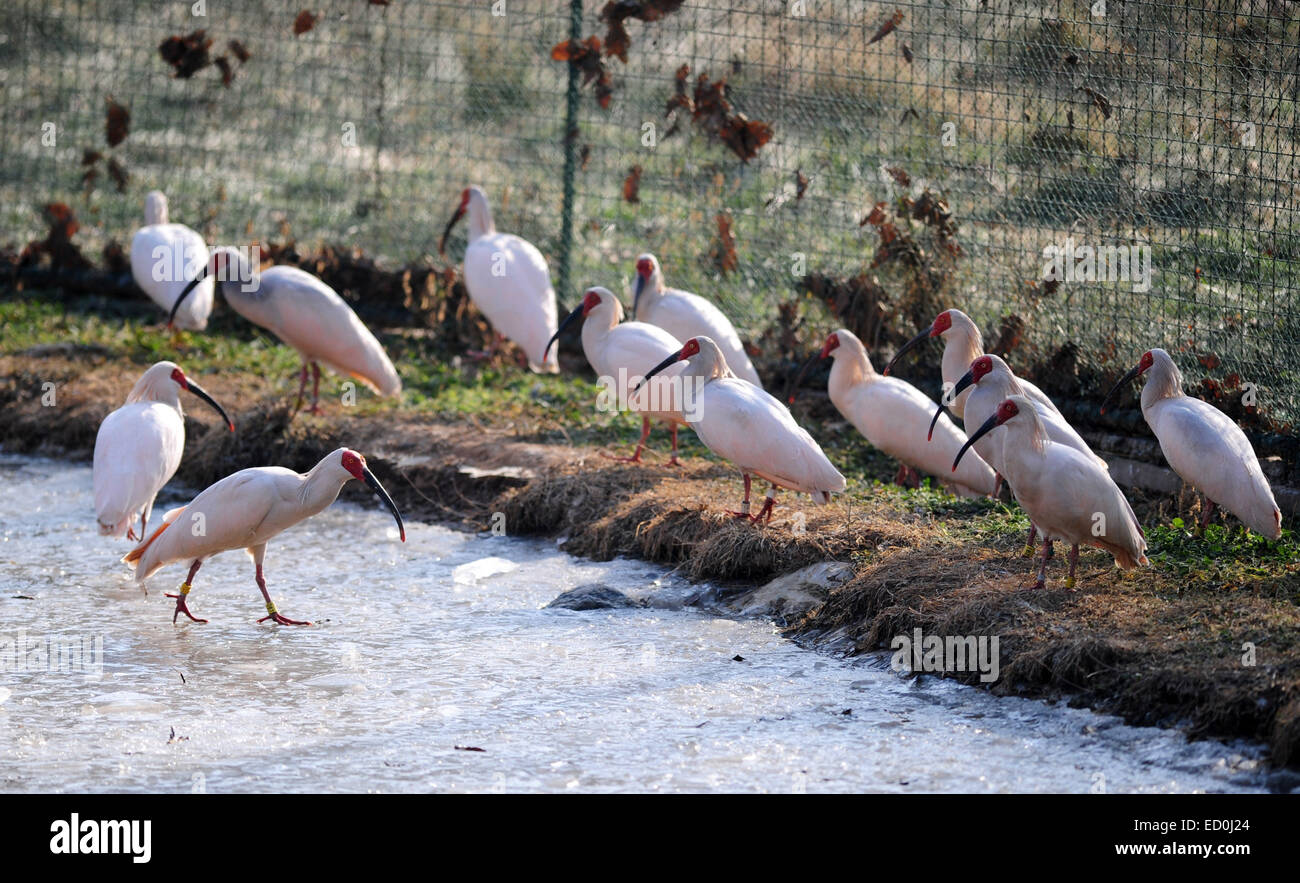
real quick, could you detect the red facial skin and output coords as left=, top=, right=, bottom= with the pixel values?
left=996, top=399, right=1020, bottom=424
left=341, top=450, right=366, bottom=482
left=580, top=289, right=603, bottom=316
left=459, top=188, right=470, bottom=211
left=679, top=338, right=701, bottom=359
left=170, top=367, right=189, bottom=390
left=1138, top=351, right=1154, bottom=374
left=970, top=355, right=993, bottom=383
left=636, top=257, right=653, bottom=279
left=930, top=310, right=953, bottom=336
left=819, top=333, right=840, bottom=360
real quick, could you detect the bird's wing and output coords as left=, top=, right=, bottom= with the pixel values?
left=92, top=404, right=184, bottom=535
left=694, top=379, right=845, bottom=494
left=650, top=292, right=761, bottom=385
left=255, top=268, right=401, bottom=396
left=464, top=234, right=559, bottom=369
left=129, top=225, right=213, bottom=329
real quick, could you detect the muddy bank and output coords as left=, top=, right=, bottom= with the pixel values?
left=2, top=350, right=1299, bottom=775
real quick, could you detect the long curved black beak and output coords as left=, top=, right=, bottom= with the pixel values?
left=167, top=267, right=209, bottom=328
left=633, top=273, right=647, bottom=317
left=1100, top=364, right=1142, bottom=415
left=184, top=378, right=235, bottom=432
left=438, top=206, right=466, bottom=257
left=929, top=369, right=975, bottom=440
left=633, top=350, right=684, bottom=395
left=544, top=302, right=585, bottom=362
left=883, top=325, right=934, bottom=376
left=362, top=466, right=406, bottom=542
left=952, top=412, right=1001, bottom=472
left=785, top=350, right=823, bottom=405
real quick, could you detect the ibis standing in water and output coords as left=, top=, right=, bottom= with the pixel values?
left=169, top=248, right=402, bottom=414
left=439, top=186, right=559, bottom=373
left=630, top=253, right=762, bottom=387
left=954, top=396, right=1147, bottom=589
left=93, top=361, right=234, bottom=540
left=885, top=309, right=1059, bottom=421
left=1101, top=348, right=1282, bottom=539
left=818, top=329, right=996, bottom=496
left=124, top=448, right=406, bottom=626
left=546, top=286, right=688, bottom=464
left=130, top=191, right=213, bottom=330
left=638, top=336, right=845, bottom=522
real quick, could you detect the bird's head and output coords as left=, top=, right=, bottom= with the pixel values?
left=544, top=288, right=611, bottom=362
left=634, top=336, right=714, bottom=396
left=130, top=362, right=235, bottom=430
left=438, top=186, right=482, bottom=257
left=1101, top=350, right=1157, bottom=415
left=632, top=254, right=660, bottom=315
left=952, top=397, right=1021, bottom=472
left=819, top=332, right=841, bottom=360
left=340, top=449, right=406, bottom=543
left=885, top=309, right=953, bottom=376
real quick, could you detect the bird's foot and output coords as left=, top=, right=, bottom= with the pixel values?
left=1026, top=578, right=1046, bottom=590
left=600, top=450, right=644, bottom=465
left=306, top=404, right=323, bottom=416
left=258, top=602, right=311, bottom=626
left=666, top=456, right=682, bottom=468
left=165, top=584, right=208, bottom=624
left=126, top=526, right=139, bottom=542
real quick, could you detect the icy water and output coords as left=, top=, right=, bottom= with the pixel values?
left=0, top=454, right=1269, bottom=793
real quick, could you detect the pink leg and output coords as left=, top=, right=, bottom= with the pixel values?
left=1196, top=496, right=1216, bottom=534
left=1065, top=544, right=1080, bottom=590
left=1022, top=523, right=1038, bottom=558
left=308, top=363, right=322, bottom=415
left=728, top=473, right=754, bottom=519
left=165, top=560, right=209, bottom=624
left=993, top=473, right=1003, bottom=498
left=1030, top=536, right=1053, bottom=589
left=255, top=563, right=311, bottom=626
left=292, top=363, right=309, bottom=414
left=603, top=417, right=651, bottom=464
left=668, top=424, right=681, bottom=467
left=753, top=485, right=778, bottom=523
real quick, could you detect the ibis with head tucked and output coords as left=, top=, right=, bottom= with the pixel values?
left=439, top=186, right=559, bottom=373
left=123, top=448, right=406, bottom=626
left=130, top=191, right=213, bottom=330
left=955, top=395, right=1147, bottom=589
left=546, top=286, right=688, bottom=464
left=638, top=336, right=846, bottom=522
left=93, top=361, right=234, bottom=540
left=885, top=308, right=1059, bottom=421
left=818, top=329, right=996, bottom=496
left=631, top=253, right=762, bottom=387
left=169, top=248, right=402, bottom=414
left=1101, top=348, right=1281, bottom=539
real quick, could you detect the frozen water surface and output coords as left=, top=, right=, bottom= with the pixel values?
left=0, top=454, right=1268, bottom=793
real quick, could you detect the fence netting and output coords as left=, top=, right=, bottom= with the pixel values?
left=3, top=1, right=1297, bottom=432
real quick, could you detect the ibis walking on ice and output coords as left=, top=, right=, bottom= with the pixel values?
left=124, top=448, right=406, bottom=625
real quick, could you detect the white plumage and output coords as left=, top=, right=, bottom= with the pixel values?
left=442, top=186, right=559, bottom=373
left=631, top=253, right=762, bottom=387
left=130, top=191, right=213, bottom=330
left=124, top=448, right=405, bottom=626
left=638, top=336, right=845, bottom=521
left=93, top=361, right=233, bottom=539
left=1105, top=348, right=1281, bottom=539
left=823, top=329, right=996, bottom=497
left=956, top=395, right=1147, bottom=589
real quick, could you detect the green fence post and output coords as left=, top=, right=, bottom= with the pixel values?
left=555, top=0, right=583, bottom=306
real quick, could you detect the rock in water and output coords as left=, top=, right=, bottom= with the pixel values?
left=546, top=584, right=642, bottom=611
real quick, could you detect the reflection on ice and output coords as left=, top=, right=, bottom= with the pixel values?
left=0, top=454, right=1270, bottom=793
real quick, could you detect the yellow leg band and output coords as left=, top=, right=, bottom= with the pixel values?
left=265, top=601, right=278, bottom=615
left=179, top=582, right=192, bottom=596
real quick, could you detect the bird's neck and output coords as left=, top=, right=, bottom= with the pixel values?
left=468, top=203, right=495, bottom=241
left=942, top=330, right=983, bottom=385
left=1141, top=364, right=1184, bottom=412
left=828, top=348, right=872, bottom=402
left=126, top=379, right=182, bottom=411
left=298, top=462, right=349, bottom=514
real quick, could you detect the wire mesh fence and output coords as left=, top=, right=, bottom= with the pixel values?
left=3, top=1, right=1298, bottom=432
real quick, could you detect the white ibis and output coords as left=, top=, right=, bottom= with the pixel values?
left=169, top=248, right=402, bottom=414
left=123, top=448, right=405, bottom=625
left=637, top=336, right=846, bottom=522
left=885, top=308, right=1059, bottom=421
left=439, top=186, right=559, bottom=373
left=954, top=395, right=1147, bottom=589
left=545, top=286, right=688, bottom=464
left=93, top=361, right=234, bottom=540
left=130, top=191, right=213, bottom=330
left=1102, top=348, right=1282, bottom=539
left=818, top=329, right=996, bottom=496
left=631, top=253, right=762, bottom=387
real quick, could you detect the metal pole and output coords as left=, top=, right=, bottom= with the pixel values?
left=555, top=0, right=583, bottom=305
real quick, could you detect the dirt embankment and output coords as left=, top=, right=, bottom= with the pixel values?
left=3, top=349, right=1300, bottom=776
